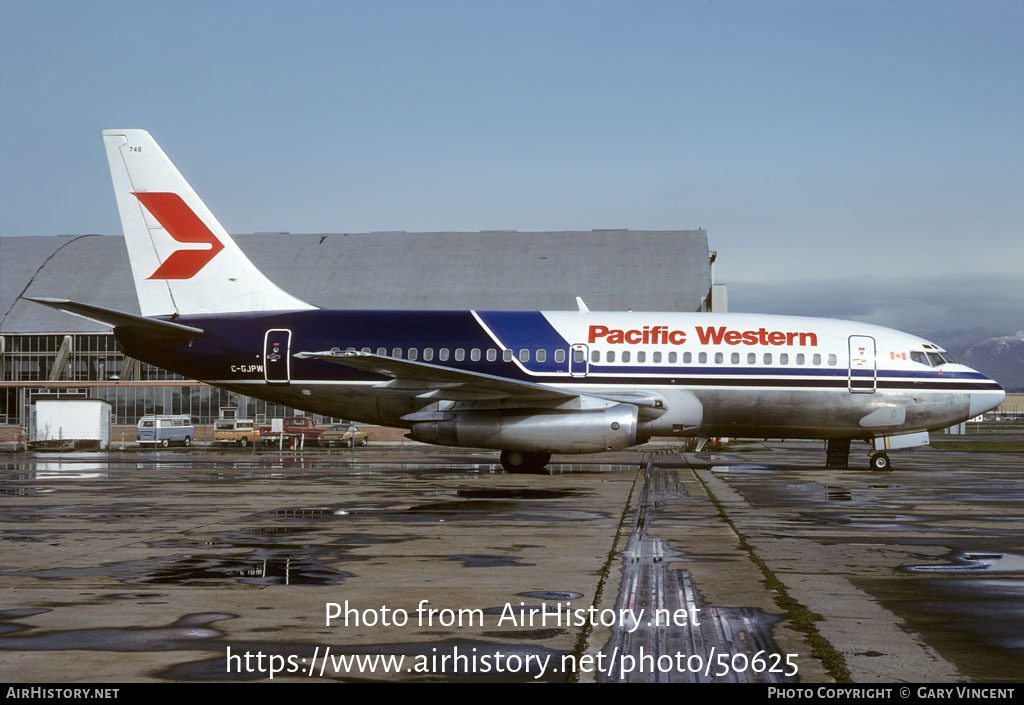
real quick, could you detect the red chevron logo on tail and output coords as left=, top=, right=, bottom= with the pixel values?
left=133, top=192, right=225, bottom=279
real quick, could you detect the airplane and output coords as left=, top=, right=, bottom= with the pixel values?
left=29, top=129, right=1006, bottom=473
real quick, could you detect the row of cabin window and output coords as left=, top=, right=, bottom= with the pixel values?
left=349, top=347, right=839, bottom=367
left=593, top=350, right=839, bottom=366
left=357, top=347, right=566, bottom=363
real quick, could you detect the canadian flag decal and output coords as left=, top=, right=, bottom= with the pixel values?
left=133, top=192, right=225, bottom=279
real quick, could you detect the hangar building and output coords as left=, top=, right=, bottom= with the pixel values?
left=0, top=229, right=722, bottom=429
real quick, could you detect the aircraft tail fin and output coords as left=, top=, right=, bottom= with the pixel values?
left=101, top=129, right=315, bottom=317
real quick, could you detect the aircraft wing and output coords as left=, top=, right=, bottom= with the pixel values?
left=295, top=349, right=579, bottom=403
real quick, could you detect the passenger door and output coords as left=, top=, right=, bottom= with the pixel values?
left=848, top=335, right=876, bottom=393
left=569, top=343, right=589, bottom=377
left=264, top=329, right=292, bottom=384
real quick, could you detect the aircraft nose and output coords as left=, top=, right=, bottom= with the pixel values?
left=969, top=380, right=1006, bottom=418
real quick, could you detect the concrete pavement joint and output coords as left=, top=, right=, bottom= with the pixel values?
left=568, top=458, right=644, bottom=682
left=688, top=459, right=851, bottom=682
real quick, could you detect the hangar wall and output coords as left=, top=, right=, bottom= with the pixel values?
left=0, top=229, right=715, bottom=426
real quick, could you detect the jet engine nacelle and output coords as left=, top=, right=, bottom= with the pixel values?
left=408, top=403, right=639, bottom=454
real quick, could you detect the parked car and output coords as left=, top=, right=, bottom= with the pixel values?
left=213, top=417, right=260, bottom=447
left=258, top=416, right=324, bottom=447
left=319, top=424, right=368, bottom=448
left=137, top=415, right=194, bottom=448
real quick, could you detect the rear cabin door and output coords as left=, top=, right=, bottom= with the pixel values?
left=848, top=335, right=876, bottom=393
left=264, top=329, right=292, bottom=384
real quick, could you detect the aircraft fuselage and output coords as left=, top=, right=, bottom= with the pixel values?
left=114, top=308, right=1002, bottom=442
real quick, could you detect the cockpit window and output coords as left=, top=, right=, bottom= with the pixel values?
left=911, top=350, right=952, bottom=367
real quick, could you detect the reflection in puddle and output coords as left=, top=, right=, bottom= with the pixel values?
left=519, top=591, right=583, bottom=600
left=1, top=553, right=352, bottom=587
left=709, top=464, right=772, bottom=474
left=0, top=613, right=234, bottom=652
left=33, top=472, right=109, bottom=480
left=447, top=554, right=532, bottom=568
left=906, top=552, right=1024, bottom=573
left=456, top=489, right=580, bottom=500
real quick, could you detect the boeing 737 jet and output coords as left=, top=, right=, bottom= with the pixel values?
left=30, top=130, right=1006, bottom=472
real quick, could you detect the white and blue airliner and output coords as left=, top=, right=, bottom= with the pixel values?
left=31, top=130, right=1006, bottom=472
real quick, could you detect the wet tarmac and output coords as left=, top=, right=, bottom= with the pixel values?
left=0, top=443, right=1021, bottom=682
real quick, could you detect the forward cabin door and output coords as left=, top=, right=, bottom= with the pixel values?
left=264, top=329, right=292, bottom=385
left=569, top=343, right=590, bottom=377
left=848, top=335, right=876, bottom=393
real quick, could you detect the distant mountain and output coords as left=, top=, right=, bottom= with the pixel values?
left=921, top=328, right=1024, bottom=392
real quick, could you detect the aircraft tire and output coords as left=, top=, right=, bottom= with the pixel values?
left=870, top=452, right=892, bottom=472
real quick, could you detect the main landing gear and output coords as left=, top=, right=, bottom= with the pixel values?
left=499, top=449, right=551, bottom=474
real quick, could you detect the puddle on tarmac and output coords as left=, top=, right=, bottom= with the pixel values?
left=446, top=554, right=533, bottom=568
left=456, top=489, right=581, bottom=500
left=0, top=613, right=234, bottom=652
left=111, top=593, right=168, bottom=600
left=31, top=472, right=110, bottom=480
left=709, top=464, right=773, bottom=474
left=0, top=609, right=51, bottom=618
left=863, top=576, right=1024, bottom=681
left=0, top=530, right=57, bottom=543
left=518, top=591, right=583, bottom=600
left=0, top=553, right=352, bottom=587
left=0, top=503, right=156, bottom=523
left=262, top=495, right=602, bottom=524
left=0, top=487, right=56, bottom=496
left=905, top=552, right=1024, bottom=573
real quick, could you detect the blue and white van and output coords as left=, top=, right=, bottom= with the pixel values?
left=137, top=415, right=194, bottom=448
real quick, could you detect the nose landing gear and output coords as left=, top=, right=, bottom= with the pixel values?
left=869, top=452, right=892, bottom=472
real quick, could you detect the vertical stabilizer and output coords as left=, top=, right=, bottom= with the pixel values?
left=102, top=129, right=315, bottom=316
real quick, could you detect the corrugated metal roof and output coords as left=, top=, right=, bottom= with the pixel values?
left=1, top=230, right=710, bottom=333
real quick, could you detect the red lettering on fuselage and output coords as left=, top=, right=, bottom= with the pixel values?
left=588, top=325, right=686, bottom=345
left=695, top=326, right=818, bottom=347
left=587, top=325, right=818, bottom=347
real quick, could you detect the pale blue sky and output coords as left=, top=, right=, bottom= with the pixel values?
left=2, top=1, right=1021, bottom=329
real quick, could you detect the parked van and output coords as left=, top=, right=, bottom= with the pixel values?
left=137, top=415, right=194, bottom=448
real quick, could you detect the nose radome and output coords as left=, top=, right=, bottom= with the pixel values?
left=969, top=386, right=1006, bottom=418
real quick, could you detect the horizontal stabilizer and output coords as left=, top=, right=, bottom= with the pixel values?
left=25, top=297, right=204, bottom=337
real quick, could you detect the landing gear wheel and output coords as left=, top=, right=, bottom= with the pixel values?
left=499, top=450, right=551, bottom=474
left=869, top=452, right=892, bottom=472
